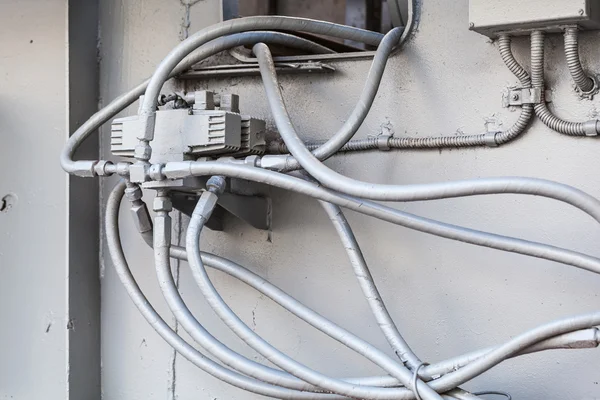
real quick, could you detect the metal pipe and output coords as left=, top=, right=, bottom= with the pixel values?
left=530, top=30, right=599, bottom=137
left=564, top=26, right=595, bottom=93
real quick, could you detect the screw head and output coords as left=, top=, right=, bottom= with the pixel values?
left=511, top=93, right=520, bottom=101
left=469, top=22, right=475, bottom=28
left=579, top=8, right=585, bottom=15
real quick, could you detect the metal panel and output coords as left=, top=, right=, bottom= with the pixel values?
left=470, top=0, right=600, bottom=37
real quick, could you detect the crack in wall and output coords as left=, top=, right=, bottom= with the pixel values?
left=180, top=0, right=203, bottom=41
left=167, top=211, right=183, bottom=400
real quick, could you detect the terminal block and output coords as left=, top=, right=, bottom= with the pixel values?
left=110, top=91, right=266, bottom=163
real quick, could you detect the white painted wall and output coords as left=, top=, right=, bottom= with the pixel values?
left=0, top=1, right=68, bottom=396
left=96, top=1, right=600, bottom=399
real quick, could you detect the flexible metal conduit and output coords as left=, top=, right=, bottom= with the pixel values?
left=564, top=26, right=595, bottom=93
left=531, top=30, right=599, bottom=137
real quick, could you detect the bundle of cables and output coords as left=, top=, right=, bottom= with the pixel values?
left=62, top=10, right=598, bottom=400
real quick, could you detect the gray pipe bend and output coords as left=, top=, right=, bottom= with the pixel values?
left=256, top=44, right=585, bottom=202
left=60, top=31, right=337, bottom=176
left=530, top=30, right=598, bottom=136
left=153, top=209, right=336, bottom=393
left=137, top=16, right=384, bottom=161
left=184, top=181, right=600, bottom=398
left=269, top=32, right=531, bottom=159
left=105, top=181, right=358, bottom=400
left=139, top=227, right=600, bottom=387
left=320, top=201, right=422, bottom=369
left=185, top=190, right=445, bottom=400
left=564, top=26, right=595, bottom=93
left=162, top=160, right=600, bottom=275
left=497, top=35, right=530, bottom=87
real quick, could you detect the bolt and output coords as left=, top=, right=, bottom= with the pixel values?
left=469, top=22, right=474, bottom=28
left=511, top=93, right=520, bottom=101
left=153, top=196, right=172, bottom=212
left=579, top=9, right=585, bottom=15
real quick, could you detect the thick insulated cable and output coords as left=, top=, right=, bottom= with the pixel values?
left=270, top=32, right=532, bottom=156
left=320, top=201, right=476, bottom=398
left=152, top=196, right=337, bottom=393
left=320, top=201, right=422, bottom=368
left=60, top=30, right=337, bottom=176
left=162, top=160, right=600, bottom=275
left=184, top=181, right=600, bottom=399
left=564, top=26, right=595, bottom=93
left=185, top=188, right=445, bottom=399
left=271, top=27, right=404, bottom=171
left=530, top=30, right=599, bottom=137
left=137, top=219, right=600, bottom=387
left=253, top=42, right=600, bottom=204
left=106, top=181, right=361, bottom=400
left=135, top=16, right=384, bottom=162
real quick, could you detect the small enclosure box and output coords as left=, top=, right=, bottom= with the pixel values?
left=469, top=0, right=600, bottom=37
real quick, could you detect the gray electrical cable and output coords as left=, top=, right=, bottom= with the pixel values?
left=320, top=201, right=422, bottom=368
left=162, top=159, right=600, bottom=275
left=185, top=188, right=445, bottom=399
left=497, top=35, right=530, bottom=86
left=530, top=30, right=599, bottom=137
left=493, top=34, right=534, bottom=145
left=136, top=16, right=384, bottom=163
left=268, top=31, right=532, bottom=157
left=61, top=30, right=340, bottom=177
left=564, top=26, right=595, bottom=93
left=106, top=180, right=361, bottom=400
left=183, top=178, right=600, bottom=399
left=136, top=216, right=599, bottom=387
left=255, top=44, right=575, bottom=201
left=398, top=0, right=417, bottom=48
left=272, top=27, right=403, bottom=172
left=152, top=195, right=339, bottom=394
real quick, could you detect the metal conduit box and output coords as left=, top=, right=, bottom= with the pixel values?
left=469, top=0, right=600, bottom=37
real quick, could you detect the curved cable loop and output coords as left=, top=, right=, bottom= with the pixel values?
left=412, top=363, right=429, bottom=400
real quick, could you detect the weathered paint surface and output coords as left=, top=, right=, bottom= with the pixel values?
left=98, top=1, right=600, bottom=399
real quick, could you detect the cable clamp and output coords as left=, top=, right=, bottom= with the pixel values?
left=377, top=134, right=392, bottom=151
left=575, top=74, right=600, bottom=100
left=503, top=87, right=545, bottom=107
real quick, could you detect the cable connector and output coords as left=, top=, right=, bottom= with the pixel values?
left=582, top=120, right=600, bottom=137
